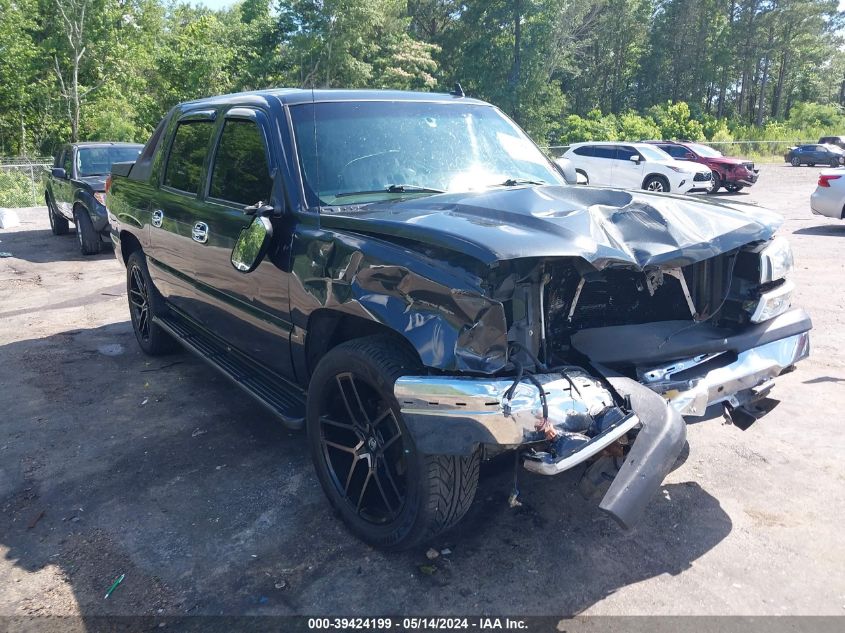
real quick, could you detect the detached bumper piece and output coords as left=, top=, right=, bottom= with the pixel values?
left=395, top=370, right=688, bottom=529
left=640, top=329, right=810, bottom=416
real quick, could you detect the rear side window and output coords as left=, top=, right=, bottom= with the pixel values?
left=209, top=120, right=271, bottom=205
left=163, top=121, right=215, bottom=194
left=593, top=145, right=617, bottom=159
left=665, top=145, right=688, bottom=158
left=573, top=145, right=594, bottom=157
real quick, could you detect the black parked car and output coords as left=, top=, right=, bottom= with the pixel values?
left=784, top=143, right=845, bottom=167
left=44, top=142, right=143, bottom=254
left=108, top=89, right=811, bottom=549
left=818, top=136, right=845, bottom=149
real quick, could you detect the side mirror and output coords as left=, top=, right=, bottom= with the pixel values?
left=231, top=216, right=273, bottom=273
left=553, top=157, right=578, bottom=184
left=629, top=155, right=641, bottom=164
left=52, top=167, right=67, bottom=179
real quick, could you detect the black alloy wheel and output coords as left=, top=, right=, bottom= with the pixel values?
left=128, top=260, right=151, bottom=344
left=307, top=337, right=480, bottom=550
left=318, top=371, right=408, bottom=525
left=125, top=251, right=177, bottom=355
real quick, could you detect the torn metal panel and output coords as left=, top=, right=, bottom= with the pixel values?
left=288, top=227, right=508, bottom=373
left=319, top=185, right=782, bottom=270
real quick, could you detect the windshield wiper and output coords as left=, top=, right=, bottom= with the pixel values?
left=496, top=178, right=548, bottom=187
left=334, top=184, right=445, bottom=198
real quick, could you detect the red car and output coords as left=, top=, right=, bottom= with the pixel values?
left=646, top=140, right=759, bottom=194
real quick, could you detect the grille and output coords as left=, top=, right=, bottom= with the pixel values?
left=694, top=171, right=712, bottom=181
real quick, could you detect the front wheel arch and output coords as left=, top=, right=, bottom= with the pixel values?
left=642, top=174, right=670, bottom=192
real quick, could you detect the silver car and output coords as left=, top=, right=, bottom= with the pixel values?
left=810, top=169, right=845, bottom=220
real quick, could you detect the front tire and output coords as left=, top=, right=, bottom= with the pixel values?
left=791, top=157, right=801, bottom=167
left=725, top=184, right=744, bottom=193
left=307, top=337, right=480, bottom=550
left=707, top=171, right=722, bottom=194
left=46, top=193, right=69, bottom=235
left=73, top=205, right=101, bottom=255
left=126, top=251, right=178, bottom=356
left=644, top=175, right=669, bottom=192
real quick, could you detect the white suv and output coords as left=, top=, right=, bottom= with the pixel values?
left=559, top=142, right=713, bottom=194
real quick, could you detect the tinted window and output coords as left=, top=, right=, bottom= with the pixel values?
left=665, top=145, right=689, bottom=158
left=593, top=145, right=617, bottom=159
left=62, top=150, right=72, bottom=174
left=77, top=146, right=142, bottom=176
left=616, top=146, right=639, bottom=161
left=573, top=145, right=594, bottom=157
left=209, top=120, right=271, bottom=205
left=163, top=121, right=215, bottom=194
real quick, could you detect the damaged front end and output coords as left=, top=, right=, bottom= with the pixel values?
left=394, top=228, right=810, bottom=528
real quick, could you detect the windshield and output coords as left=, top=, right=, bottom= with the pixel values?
left=290, top=101, right=564, bottom=205
left=638, top=145, right=672, bottom=161
left=76, top=146, right=142, bottom=176
left=688, top=143, right=723, bottom=158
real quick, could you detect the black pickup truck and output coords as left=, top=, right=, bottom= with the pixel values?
left=108, top=89, right=811, bottom=549
left=44, top=142, right=142, bottom=254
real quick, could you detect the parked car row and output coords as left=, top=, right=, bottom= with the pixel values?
left=784, top=143, right=845, bottom=167
left=557, top=140, right=759, bottom=195
left=88, top=88, right=810, bottom=549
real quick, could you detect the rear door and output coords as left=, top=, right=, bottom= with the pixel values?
left=54, top=147, right=74, bottom=219
left=189, top=107, right=295, bottom=377
left=147, top=110, right=217, bottom=315
left=590, top=145, right=617, bottom=186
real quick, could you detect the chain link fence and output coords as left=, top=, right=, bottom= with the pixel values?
left=0, top=157, right=53, bottom=208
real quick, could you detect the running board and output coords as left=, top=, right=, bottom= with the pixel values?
left=154, top=312, right=306, bottom=430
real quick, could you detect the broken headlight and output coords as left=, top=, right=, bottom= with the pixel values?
left=748, top=279, right=794, bottom=323
left=758, top=237, right=794, bottom=283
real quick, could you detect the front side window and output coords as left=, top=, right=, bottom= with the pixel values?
left=638, top=145, right=672, bottom=162
left=209, top=119, right=272, bottom=205
left=573, top=145, right=594, bottom=157
left=616, top=146, right=639, bottom=161
left=62, top=150, right=72, bottom=175
left=290, top=101, right=564, bottom=206
left=163, top=121, right=215, bottom=194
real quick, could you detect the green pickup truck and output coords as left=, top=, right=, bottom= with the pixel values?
left=44, top=142, right=142, bottom=255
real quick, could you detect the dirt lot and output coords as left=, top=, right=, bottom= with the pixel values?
left=1, top=164, right=844, bottom=619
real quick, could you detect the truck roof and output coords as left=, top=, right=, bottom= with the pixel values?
left=180, top=88, right=490, bottom=108
left=70, top=142, right=144, bottom=149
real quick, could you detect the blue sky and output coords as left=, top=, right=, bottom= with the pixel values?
left=194, top=0, right=239, bottom=10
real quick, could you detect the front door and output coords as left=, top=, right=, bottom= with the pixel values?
left=613, top=145, right=645, bottom=189
left=189, top=108, right=295, bottom=378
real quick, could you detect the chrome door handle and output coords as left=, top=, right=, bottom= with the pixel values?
left=151, top=209, right=163, bottom=228
left=192, top=222, right=209, bottom=244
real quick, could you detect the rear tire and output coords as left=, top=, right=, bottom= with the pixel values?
left=73, top=205, right=101, bottom=255
left=830, top=158, right=840, bottom=168
left=307, top=336, right=480, bottom=550
left=46, top=193, right=69, bottom=235
left=644, top=175, right=669, bottom=193
left=126, top=251, right=178, bottom=356
left=725, top=184, right=744, bottom=193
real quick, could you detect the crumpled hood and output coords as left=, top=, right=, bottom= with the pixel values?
left=709, top=156, right=751, bottom=167
left=319, top=185, right=782, bottom=270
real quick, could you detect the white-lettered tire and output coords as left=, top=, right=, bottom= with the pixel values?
left=306, top=336, right=480, bottom=550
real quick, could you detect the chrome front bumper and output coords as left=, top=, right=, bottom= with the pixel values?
left=640, top=330, right=810, bottom=416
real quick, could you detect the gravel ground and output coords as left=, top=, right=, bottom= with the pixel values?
left=1, top=163, right=844, bottom=619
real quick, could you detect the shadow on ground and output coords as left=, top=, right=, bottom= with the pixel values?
left=0, top=323, right=732, bottom=621
left=793, top=224, right=845, bottom=237
left=0, top=226, right=114, bottom=264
